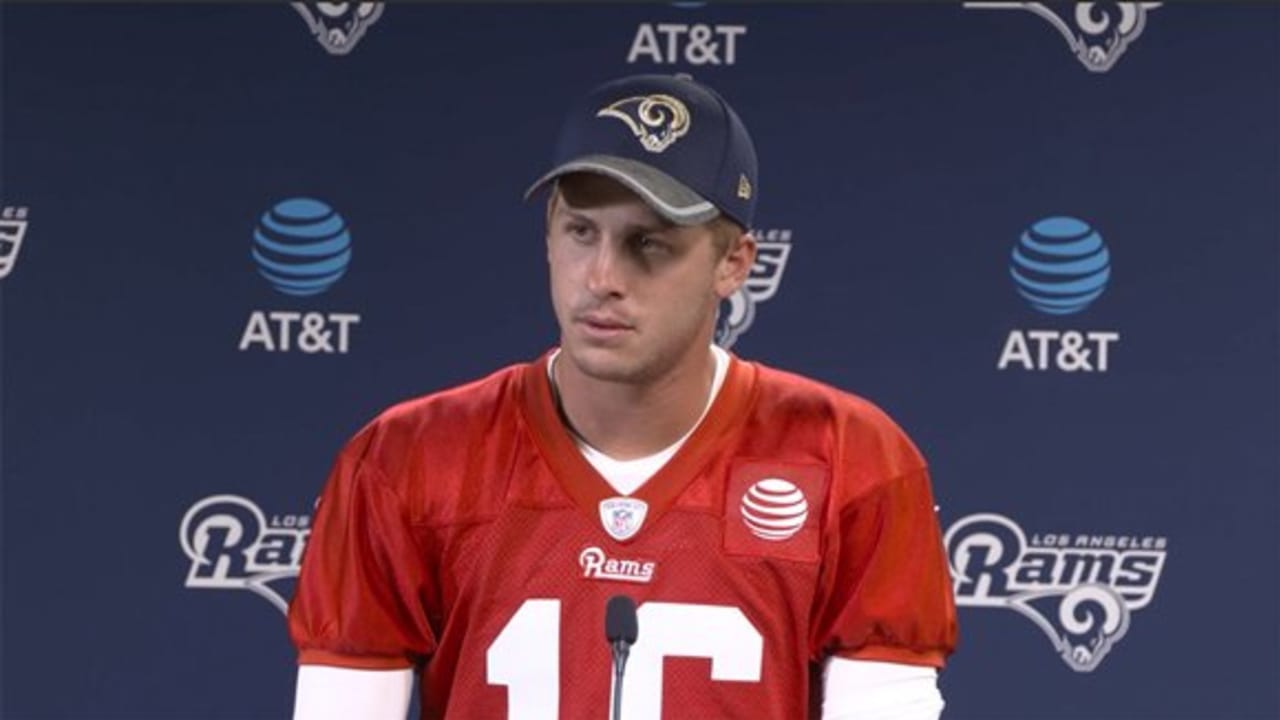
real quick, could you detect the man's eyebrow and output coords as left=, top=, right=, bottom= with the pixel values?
left=553, top=207, right=594, bottom=225
left=623, top=221, right=675, bottom=236
left=553, top=207, right=673, bottom=236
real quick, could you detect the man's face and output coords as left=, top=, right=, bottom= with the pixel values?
left=546, top=173, right=752, bottom=385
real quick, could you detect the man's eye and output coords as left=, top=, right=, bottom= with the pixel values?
left=635, top=235, right=669, bottom=253
left=566, top=223, right=591, bottom=240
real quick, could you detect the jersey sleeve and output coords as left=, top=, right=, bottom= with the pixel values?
left=288, top=422, right=438, bottom=669
left=811, top=458, right=958, bottom=667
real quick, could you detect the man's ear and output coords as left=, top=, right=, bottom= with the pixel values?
left=715, top=232, right=756, bottom=300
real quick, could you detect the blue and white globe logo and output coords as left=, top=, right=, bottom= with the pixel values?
left=251, top=198, right=352, bottom=297
left=1010, top=216, right=1111, bottom=315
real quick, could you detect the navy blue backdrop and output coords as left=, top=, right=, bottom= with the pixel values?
left=2, top=3, right=1277, bottom=719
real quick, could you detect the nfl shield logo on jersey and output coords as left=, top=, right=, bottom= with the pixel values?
left=599, top=497, right=649, bottom=541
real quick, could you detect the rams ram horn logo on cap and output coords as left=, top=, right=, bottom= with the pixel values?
left=597, top=94, right=691, bottom=153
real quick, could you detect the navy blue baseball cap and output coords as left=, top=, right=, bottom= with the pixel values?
left=526, top=73, right=758, bottom=229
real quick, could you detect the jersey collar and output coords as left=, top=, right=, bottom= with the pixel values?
left=519, top=349, right=756, bottom=542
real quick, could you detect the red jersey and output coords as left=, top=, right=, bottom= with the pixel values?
left=289, top=353, right=957, bottom=719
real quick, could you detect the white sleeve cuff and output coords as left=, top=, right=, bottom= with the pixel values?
left=293, top=665, right=413, bottom=720
left=821, top=657, right=945, bottom=720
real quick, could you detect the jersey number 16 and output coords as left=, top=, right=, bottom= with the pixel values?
left=487, top=599, right=764, bottom=720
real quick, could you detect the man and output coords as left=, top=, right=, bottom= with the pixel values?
left=289, top=73, right=957, bottom=719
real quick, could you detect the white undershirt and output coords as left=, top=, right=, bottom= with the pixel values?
left=294, top=347, right=944, bottom=719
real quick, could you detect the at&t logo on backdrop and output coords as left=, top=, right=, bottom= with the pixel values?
left=996, top=216, right=1120, bottom=372
left=179, top=495, right=311, bottom=614
left=0, top=206, right=31, bottom=280
left=715, top=228, right=792, bottom=349
left=239, top=197, right=361, bottom=354
left=945, top=512, right=1167, bottom=672
left=627, top=4, right=746, bottom=66
left=963, top=2, right=1161, bottom=73
left=292, top=2, right=385, bottom=56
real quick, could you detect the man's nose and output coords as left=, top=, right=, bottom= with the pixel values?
left=586, top=237, right=626, bottom=298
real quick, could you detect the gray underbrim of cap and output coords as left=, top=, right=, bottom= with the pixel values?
left=524, top=154, right=720, bottom=226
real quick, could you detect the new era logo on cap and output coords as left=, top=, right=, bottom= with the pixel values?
left=527, top=74, right=759, bottom=229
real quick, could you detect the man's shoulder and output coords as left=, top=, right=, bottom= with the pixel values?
left=744, top=359, right=926, bottom=479
left=339, top=360, right=534, bottom=479
left=329, top=359, right=540, bottom=524
left=374, top=361, right=529, bottom=432
left=749, top=360, right=901, bottom=429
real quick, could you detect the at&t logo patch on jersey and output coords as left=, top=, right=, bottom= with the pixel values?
left=179, top=494, right=312, bottom=614
left=599, top=497, right=649, bottom=541
left=725, top=462, right=825, bottom=562
left=963, top=2, right=1161, bottom=73
left=0, top=206, right=31, bottom=279
left=740, top=478, right=808, bottom=541
left=579, top=545, right=656, bottom=583
left=996, top=216, right=1120, bottom=373
left=945, top=512, right=1167, bottom=672
left=239, top=197, right=362, bottom=354
left=715, top=228, right=792, bottom=349
left=292, top=2, right=385, bottom=56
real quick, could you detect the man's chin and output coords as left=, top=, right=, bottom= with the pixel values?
left=560, top=344, right=644, bottom=384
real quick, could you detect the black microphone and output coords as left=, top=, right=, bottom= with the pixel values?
left=605, top=595, right=638, bottom=720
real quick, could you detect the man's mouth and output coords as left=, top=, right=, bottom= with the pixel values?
left=575, top=312, right=635, bottom=339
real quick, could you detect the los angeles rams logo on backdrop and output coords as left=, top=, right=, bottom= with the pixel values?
left=180, top=495, right=311, bottom=614
left=964, top=2, right=1161, bottom=73
left=597, top=95, right=691, bottom=153
left=945, top=512, right=1167, bottom=672
left=715, top=229, right=792, bottom=349
left=0, top=206, right=31, bottom=280
left=292, top=2, right=385, bottom=56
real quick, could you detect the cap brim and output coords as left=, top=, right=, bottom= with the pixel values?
left=524, top=154, right=719, bottom=226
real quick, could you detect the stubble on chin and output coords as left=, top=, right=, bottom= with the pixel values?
left=561, top=343, right=646, bottom=385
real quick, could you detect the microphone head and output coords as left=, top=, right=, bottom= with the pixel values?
left=605, top=594, right=639, bottom=645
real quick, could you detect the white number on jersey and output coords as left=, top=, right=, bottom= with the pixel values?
left=487, top=599, right=763, bottom=719
left=486, top=599, right=561, bottom=719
